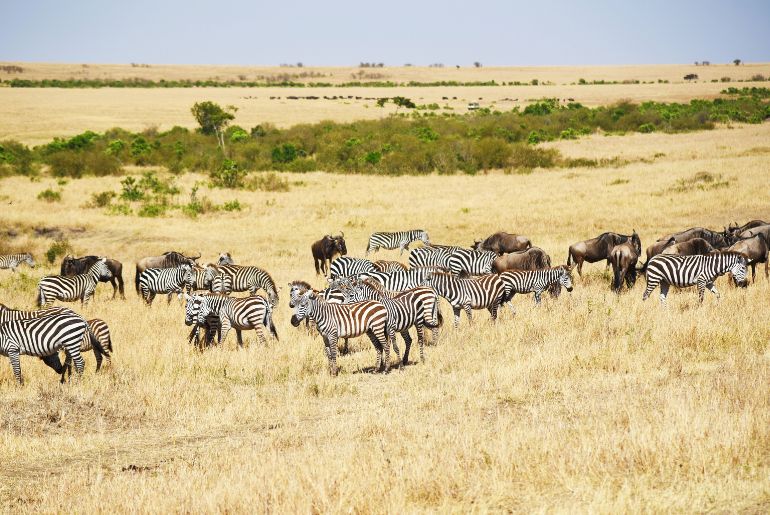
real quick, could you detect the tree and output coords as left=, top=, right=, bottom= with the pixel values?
left=190, top=101, right=236, bottom=150
left=733, top=59, right=742, bottom=66
left=474, top=61, right=482, bottom=68
left=391, top=96, right=416, bottom=113
left=684, top=73, right=698, bottom=81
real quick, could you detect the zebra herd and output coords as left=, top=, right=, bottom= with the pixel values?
left=0, top=220, right=763, bottom=382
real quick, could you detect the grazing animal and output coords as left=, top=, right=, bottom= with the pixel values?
left=135, top=251, right=199, bottom=294
left=288, top=280, right=350, bottom=352
left=0, top=312, right=97, bottom=384
left=61, top=318, right=113, bottom=382
left=365, top=230, right=430, bottom=255
left=491, top=246, right=552, bottom=273
left=610, top=237, right=642, bottom=292
left=500, top=266, right=574, bottom=310
left=642, top=252, right=748, bottom=304
left=329, top=256, right=376, bottom=280
left=187, top=265, right=218, bottom=293
left=643, top=237, right=676, bottom=269
left=657, top=227, right=728, bottom=249
left=340, top=279, right=441, bottom=365
left=423, top=272, right=506, bottom=327
left=290, top=291, right=390, bottom=376
left=185, top=293, right=277, bottom=347
left=218, top=253, right=235, bottom=265
left=358, top=268, right=433, bottom=292
left=372, top=260, right=408, bottom=273
left=61, top=255, right=124, bottom=299
left=727, top=220, right=767, bottom=240
left=311, top=233, right=347, bottom=275
left=408, top=246, right=454, bottom=270
left=737, top=224, right=770, bottom=244
left=37, top=258, right=112, bottom=307
left=448, top=248, right=497, bottom=276
left=472, top=232, right=531, bottom=254
left=210, top=265, right=279, bottom=307
left=661, top=237, right=715, bottom=256
left=138, top=264, right=193, bottom=306
left=0, top=253, right=35, bottom=272
left=727, top=233, right=768, bottom=282
left=568, top=231, right=639, bottom=277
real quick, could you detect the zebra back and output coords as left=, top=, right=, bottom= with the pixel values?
left=408, top=246, right=453, bottom=269
left=140, top=265, right=191, bottom=294
left=448, top=248, right=497, bottom=276
left=426, top=272, right=505, bottom=309
left=213, top=265, right=279, bottom=306
left=329, top=256, right=376, bottom=279
left=646, top=252, right=747, bottom=288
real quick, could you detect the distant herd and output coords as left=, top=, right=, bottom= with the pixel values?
left=0, top=218, right=767, bottom=381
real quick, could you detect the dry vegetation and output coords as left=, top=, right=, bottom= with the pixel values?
left=0, top=122, right=769, bottom=512
left=1, top=62, right=769, bottom=145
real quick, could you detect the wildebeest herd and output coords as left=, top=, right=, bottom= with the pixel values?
left=0, top=219, right=766, bottom=382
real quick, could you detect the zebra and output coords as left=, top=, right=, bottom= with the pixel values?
left=372, top=260, right=408, bottom=272
left=288, top=280, right=353, bottom=351
left=365, top=230, right=430, bottom=255
left=37, top=258, right=112, bottom=307
left=210, top=265, right=279, bottom=307
left=424, top=272, right=507, bottom=327
left=408, top=246, right=454, bottom=270
left=138, top=264, right=193, bottom=306
left=448, top=248, right=497, bottom=276
left=0, top=253, right=35, bottom=272
left=642, top=252, right=748, bottom=304
left=0, top=311, right=98, bottom=384
left=187, top=264, right=217, bottom=293
left=61, top=318, right=113, bottom=382
left=499, top=266, right=574, bottom=313
left=329, top=256, right=376, bottom=280
left=185, top=293, right=278, bottom=347
left=291, top=290, right=389, bottom=376
left=358, top=268, right=433, bottom=292
left=340, top=279, right=441, bottom=365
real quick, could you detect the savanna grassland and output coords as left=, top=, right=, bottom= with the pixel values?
left=0, top=112, right=769, bottom=513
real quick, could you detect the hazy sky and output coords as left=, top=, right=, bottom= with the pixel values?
left=1, top=0, right=768, bottom=66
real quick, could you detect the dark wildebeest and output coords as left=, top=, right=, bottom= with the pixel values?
left=311, top=233, right=347, bottom=276
left=135, top=251, right=199, bottom=294
left=492, top=247, right=551, bottom=273
left=726, top=220, right=767, bottom=241
left=472, top=232, right=531, bottom=254
left=661, top=237, right=715, bottom=256
left=567, top=231, right=638, bottom=277
left=609, top=235, right=642, bottom=292
left=657, top=227, right=729, bottom=249
left=61, top=255, right=125, bottom=299
left=728, top=233, right=769, bottom=282
left=737, top=224, right=770, bottom=243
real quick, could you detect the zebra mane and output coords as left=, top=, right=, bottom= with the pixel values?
left=360, top=278, right=385, bottom=293
left=711, top=250, right=748, bottom=260
left=290, top=279, right=312, bottom=290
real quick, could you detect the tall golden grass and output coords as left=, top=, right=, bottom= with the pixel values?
left=0, top=122, right=768, bottom=511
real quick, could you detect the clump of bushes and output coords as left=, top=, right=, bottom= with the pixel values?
left=37, top=188, right=61, bottom=202
left=45, top=238, right=72, bottom=264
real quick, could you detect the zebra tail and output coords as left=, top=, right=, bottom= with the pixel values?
left=426, top=309, right=444, bottom=329
left=89, top=328, right=109, bottom=361
left=265, top=309, right=279, bottom=341
left=36, top=287, right=43, bottom=308
left=134, top=267, right=141, bottom=294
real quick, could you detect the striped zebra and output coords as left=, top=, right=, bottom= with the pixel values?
left=424, top=272, right=507, bottom=327
left=0, top=253, right=35, bottom=272
left=341, top=279, right=441, bottom=365
left=291, top=290, right=389, bottom=376
left=448, top=248, right=497, bottom=276
left=37, top=258, right=112, bottom=307
left=185, top=293, right=278, bottom=347
left=372, top=260, right=408, bottom=272
left=138, top=264, right=192, bottom=306
left=0, top=311, right=98, bottom=384
left=358, top=268, right=433, bottom=292
left=642, top=252, right=748, bottom=304
left=61, top=318, right=113, bottom=382
left=187, top=265, right=217, bottom=293
left=365, top=230, right=430, bottom=255
left=329, top=256, right=376, bottom=280
left=211, top=265, right=279, bottom=307
left=500, top=266, right=574, bottom=312
left=408, top=246, right=454, bottom=270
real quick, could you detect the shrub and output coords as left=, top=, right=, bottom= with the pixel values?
left=222, top=200, right=243, bottom=211
left=751, top=74, right=766, bottom=82
left=638, top=123, right=656, bottom=133
left=210, top=159, right=247, bottom=188
left=559, top=128, right=580, bottom=139
left=246, top=172, right=290, bottom=192
left=510, top=144, right=559, bottom=170
left=45, top=238, right=72, bottom=264
left=138, top=199, right=169, bottom=217
left=48, top=152, right=86, bottom=177
left=271, top=144, right=299, bottom=163
left=120, top=176, right=144, bottom=201
left=0, top=140, right=35, bottom=176
left=37, top=188, right=61, bottom=202
left=87, top=190, right=116, bottom=208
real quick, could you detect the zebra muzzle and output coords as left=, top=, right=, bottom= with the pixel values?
left=290, top=315, right=301, bottom=327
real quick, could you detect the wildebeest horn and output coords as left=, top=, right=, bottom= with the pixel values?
left=339, top=231, right=344, bottom=238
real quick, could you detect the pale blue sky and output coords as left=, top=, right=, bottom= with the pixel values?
left=1, top=0, right=768, bottom=66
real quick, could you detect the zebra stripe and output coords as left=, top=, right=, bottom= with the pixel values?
left=211, top=264, right=278, bottom=307
left=187, top=265, right=217, bottom=293
left=500, top=267, right=574, bottom=312
left=186, top=293, right=278, bottom=347
left=61, top=318, right=113, bottom=381
left=365, top=230, right=430, bottom=255
left=424, top=272, right=506, bottom=327
left=447, top=248, right=497, bottom=276
left=408, top=246, right=454, bottom=269
left=139, top=264, right=192, bottom=305
left=642, top=252, right=748, bottom=303
left=0, top=312, right=91, bottom=384
left=341, top=280, right=440, bottom=365
left=329, top=256, right=376, bottom=280
left=0, top=253, right=35, bottom=272
left=291, top=291, right=389, bottom=375
left=37, top=259, right=111, bottom=307
left=372, top=260, right=408, bottom=272
left=357, top=268, right=434, bottom=292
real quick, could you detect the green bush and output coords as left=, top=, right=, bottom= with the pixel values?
left=222, top=200, right=243, bottom=211
left=45, top=238, right=72, bottom=264
left=37, top=188, right=61, bottom=202
left=210, top=159, right=247, bottom=188
left=87, top=190, right=116, bottom=207
left=638, top=123, right=656, bottom=133
left=120, top=176, right=144, bottom=201
left=246, top=172, right=290, bottom=192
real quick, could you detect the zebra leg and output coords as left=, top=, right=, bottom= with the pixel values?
left=658, top=282, right=670, bottom=304
left=220, top=316, right=232, bottom=345
left=326, top=333, right=339, bottom=376
left=166, top=292, right=174, bottom=305
left=7, top=347, right=23, bottom=384
left=697, top=278, right=706, bottom=303
left=391, top=329, right=403, bottom=368
left=642, top=277, right=658, bottom=301
left=39, top=354, right=65, bottom=382
left=401, top=329, right=412, bottom=365
left=342, top=338, right=350, bottom=355
left=235, top=329, right=244, bottom=347
left=415, top=324, right=425, bottom=363
left=94, top=347, right=104, bottom=372
left=706, top=282, right=720, bottom=299
left=452, top=307, right=461, bottom=328
left=534, top=291, right=542, bottom=305
left=488, top=303, right=499, bottom=322
left=464, top=304, right=473, bottom=324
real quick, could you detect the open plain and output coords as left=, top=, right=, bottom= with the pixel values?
left=0, top=63, right=769, bottom=512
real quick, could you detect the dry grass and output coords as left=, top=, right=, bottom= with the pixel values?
left=0, top=122, right=768, bottom=512
left=1, top=62, right=769, bottom=145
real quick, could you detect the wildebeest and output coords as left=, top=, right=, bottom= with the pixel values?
left=736, top=224, right=770, bottom=243
left=311, top=233, right=347, bottom=276
left=609, top=236, right=642, bottom=292
left=644, top=237, right=676, bottom=266
left=657, top=227, right=728, bottom=249
left=567, top=231, right=639, bottom=277
left=661, top=237, right=715, bottom=256
left=726, top=220, right=767, bottom=240
left=492, top=247, right=551, bottom=273
left=135, top=251, right=199, bottom=294
left=727, top=233, right=768, bottom=282
left=472, top=232, right=531, bottom=254
left=61, top=255, right=125, bottom=299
